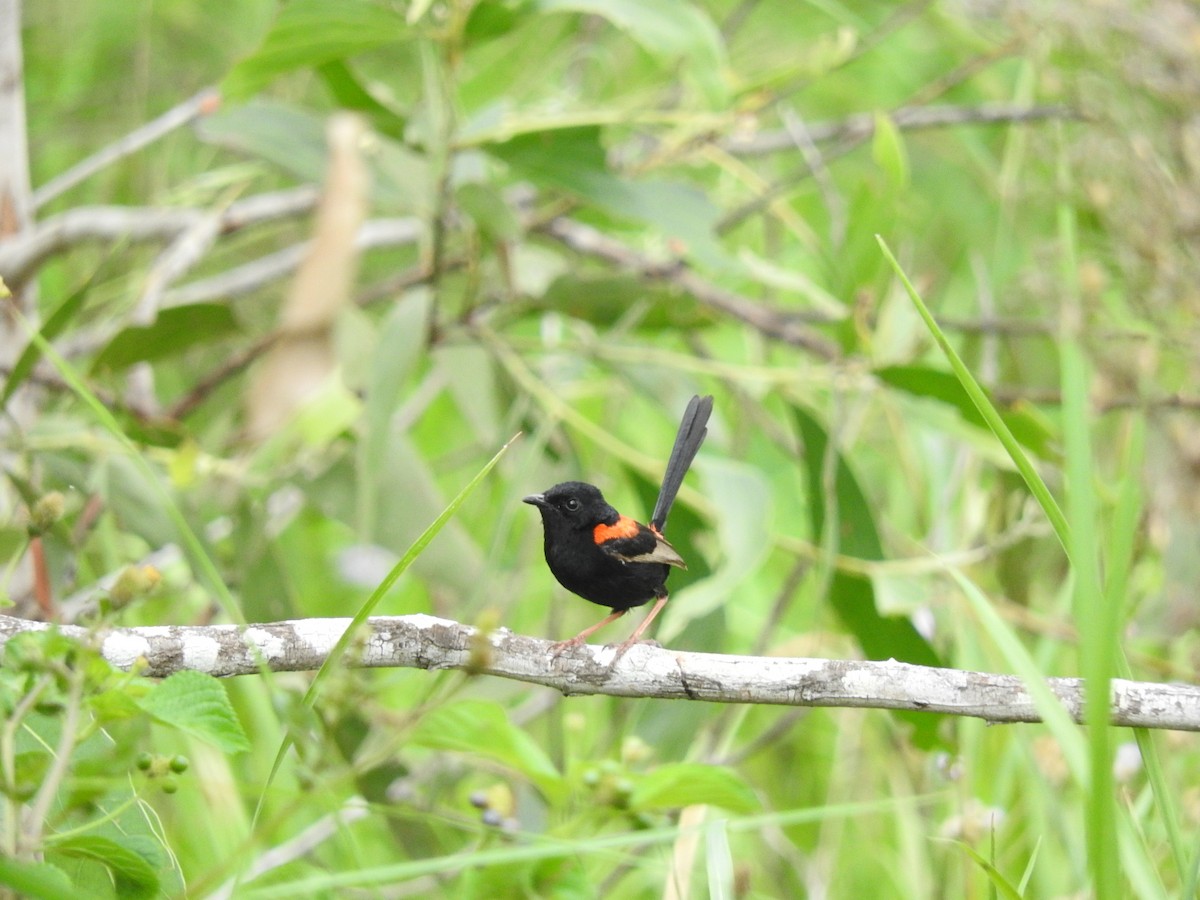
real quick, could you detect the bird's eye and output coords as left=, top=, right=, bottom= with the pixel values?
left=565, top=498, right=580, bottom=511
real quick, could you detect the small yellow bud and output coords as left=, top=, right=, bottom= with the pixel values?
left=109, top=565, right=163, bottom=607
left=29, top=492, right=65, bottom=534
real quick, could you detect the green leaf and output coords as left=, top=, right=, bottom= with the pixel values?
left=10, top=750, right=51, bottom=800
left=658, top=459, right=771, bottom=642
left=871, top=112, right=910, bottom=190
left=0, top=525, right=29, bottom=565
left=409, top=700, right=566, bottom=802
left=92, top=304, right=238, bottom=373
left=0, top=857, right=75, bottom=900
left=488, top=126, right=727, bottom=266
left=198, top=101, right=426, bottom=209
left=464, top=0, right=534, bottom=44
left=51, top=835, right=159, bottom=900
left=875, top=364, right=1057, bottom=460
left=457, top=182, right=522, bottom=242
left=198, top=101, right=328, bottom=181
left=357, top=294, right=432, bottom=539
left=3, top=274, right=91, bottom=406
left=222, top=0, right=409, bottom=100
left=317, top=60, right=406, bottom=140
left=136, top=670, right=251, bottom=753
left=536, top=274, right=708, bottom=329
left=630, top=763, right=758, bottom=814
left=535, top=0, right=726, bottom=104
left=792, top=404, right=943, bottom=747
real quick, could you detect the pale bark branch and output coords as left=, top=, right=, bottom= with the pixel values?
left=2, top=613, right=1197, bottom=732
left=538, top=217, right=841, bottom=359
left=721, top=103, right=1082, bottom=157
left=0, top=187, right=319, bottom=285
left=31, top=88, right=221, bottom=210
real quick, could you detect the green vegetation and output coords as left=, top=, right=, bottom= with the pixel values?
left=3, top=1, right=1198, bottom=896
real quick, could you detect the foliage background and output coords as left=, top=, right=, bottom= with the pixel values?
left=3, top=0, right=1200, bottom=896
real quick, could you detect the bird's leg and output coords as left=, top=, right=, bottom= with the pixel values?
left=550, top=609, right=627, bottom=655
left=610, top=593, right=669, bottom=661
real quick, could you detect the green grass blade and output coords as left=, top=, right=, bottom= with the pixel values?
left=1105, top=420, right=1183, bottom=880
left=250, top=433, right=518, bottom=829
left=948, top=566, right=1086, bottom=779
left=3, top=276, right=91, bottom=406
left=240, top=794, right=948, bottom=897
left=944, top=840, right=1024, bottom=900
left=875, top=236, right=1070, bottom=556
left=1055, top=135, right=1120, bottom=898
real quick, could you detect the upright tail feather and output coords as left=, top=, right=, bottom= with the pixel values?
left=650, top=394, right=714, bottom=533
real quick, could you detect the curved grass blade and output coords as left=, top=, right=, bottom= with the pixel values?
left=250, top=433, right=519, bottom=829
left=875, top=237, right=1069, bottom=556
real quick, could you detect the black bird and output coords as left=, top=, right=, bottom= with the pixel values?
left=524, top=395, right=713, bottom=652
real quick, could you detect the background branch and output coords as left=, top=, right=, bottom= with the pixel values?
left=721, top=103, right=1082, bottom=157
left=2, top=612, right=1196, bottom=732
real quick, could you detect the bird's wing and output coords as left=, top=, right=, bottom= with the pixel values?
left=597, top=525, right=688, bottom=569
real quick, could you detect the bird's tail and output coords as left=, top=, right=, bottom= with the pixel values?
left=650, top=394, right=714, bottom=533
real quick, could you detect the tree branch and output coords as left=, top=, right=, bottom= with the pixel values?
left=721, top=103, right=1083, bottom=157
left=32, top=88, right=221, bottom=210
left=538, top=217, right=841, bottom=359
left=0, top=187, right=319, bottom=285
left=2, top=613, right=1196, bottom=732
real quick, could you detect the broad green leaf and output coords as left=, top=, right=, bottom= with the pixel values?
left=0, top=525, right=28, bottom=565
left=198, top=101, right=426, bottom=209
left=11, top=750, right=51, bottom=800
left=409, top=700, right=566, bottom=801
left=437, top=343, right=502, bottom=445
left=488, top=126, right=727, bottom=266
left=197, top=101, right=328, bottom=182
left=91, top=304, right=238, bottom=373
left=222, top=0, right=409, bottom=100
left=358, top=293, right=432, bottom=536
left=487, top=124, right=605, bottom=188
left=51, top=835, right=159, bottom=900
left=871, top=112, right=910, bottom=190
left=629, top=763, right=758, bottom=814
left=792, top=404, right=942, bottom=747
left=659, top=459, right=770, bottom=643
left=136, top=670, right=251, bottom=753
left=535, top=0, right=726, bottom=104
left=536, top=274, right=708, bottom=329
left=464, top=0, right=535, bottom=43
left=875, top=364, right=1057, bottom=460
left=317, top=60, right=406, bottom=140
left=457, top=182, right=521, bottom=242
left=0, top=858, right=75, bottom=900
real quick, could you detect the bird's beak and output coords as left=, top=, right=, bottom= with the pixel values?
left=523, top=493, right=547, bottom=508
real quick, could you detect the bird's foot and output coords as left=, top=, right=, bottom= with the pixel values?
left=549, top=636, right=586, bottom=658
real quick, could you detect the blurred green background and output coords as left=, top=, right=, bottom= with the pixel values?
left=4, top=0, right=1200, bottom=896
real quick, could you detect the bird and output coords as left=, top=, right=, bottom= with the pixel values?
left=523, top=394, right=713, bottom=654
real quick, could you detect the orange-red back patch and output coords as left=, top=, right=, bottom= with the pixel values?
left=593, top=516, right=641, bottom=544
